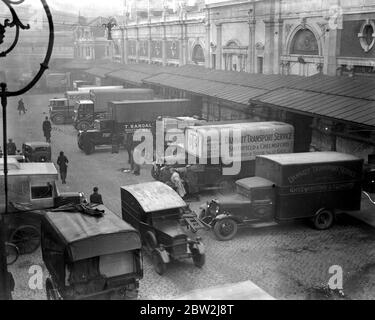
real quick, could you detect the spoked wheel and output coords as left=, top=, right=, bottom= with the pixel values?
left=6, top=242, right=19, bottom=265
left=313, top=209, right=335, bottom=230
left=152, top=250, right=167, bottom=276
left=78, top=121, right=91, bottom=132
left=191, top=249, right=205, bottom=268
left=10, top=225, right=41, bottom=255
left=46, top=278, right=59, bottom=300
left=213, top=218, right=238, bottom=241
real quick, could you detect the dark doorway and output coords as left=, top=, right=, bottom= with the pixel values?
left=257, top=57, right=263, bottom=74
left=286, top=113, right=313, bottom=152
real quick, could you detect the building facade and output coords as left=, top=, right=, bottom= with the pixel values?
left=105, top=0, right=375, bottom=77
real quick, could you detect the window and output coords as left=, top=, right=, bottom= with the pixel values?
left=192, top=44, right=205, bottom=64
left=31, top=184, right=53, bottom=199
left=290, top=29, right=319, bottom=55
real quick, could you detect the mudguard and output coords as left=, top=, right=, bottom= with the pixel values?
left=155, top=248, right=170, bottom=264
left=212, top=213, right=242, bottom=225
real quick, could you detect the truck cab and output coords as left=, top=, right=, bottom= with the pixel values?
left=49, top=98, right=72, bottom=124
left=73, top=100, right=95, bottom=131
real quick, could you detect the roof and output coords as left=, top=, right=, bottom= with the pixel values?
left=121, top=182, right=187, bottom=213
left=108, top=69, right=151, bottom=86
left=86, top=66, right=116, bottom=78
left=251, top=88, right=375, bottom=127
left=257, top=152, right=361, bottom=166
left=44, top=206, right=141, bottom=261
left=0, top=161, right=58, bottom=176
left=24, top=141, right=50, bottom=148
left=110, top=99, right=189, bottom=105
left=236, top=177, right=276, bottom=189
left=190, top=121, right=293, bottom=131
left=143, top=73, right=268, bottom=105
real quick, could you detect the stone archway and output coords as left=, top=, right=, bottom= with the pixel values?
left=192, top=43, right=205, bottom=64
left=223, top=39, right=248, bottom=72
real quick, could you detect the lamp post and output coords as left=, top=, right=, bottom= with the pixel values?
left=0, top=0, right=54, bottom=300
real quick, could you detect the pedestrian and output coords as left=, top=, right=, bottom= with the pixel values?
left=90, top=187, right=103, bottom=205
left=7, top=139, right=17, bottom=155
left=43, top=116, right=52, bottom=143
left=170, top=168, right=187, bottom=198
left=57, top=151, right=69, bottom=184
left=17, top=98, right=26, bottom=115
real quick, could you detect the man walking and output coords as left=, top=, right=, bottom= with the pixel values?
left=17, top=98, right=26, bottom=115
left=57, top=151, right=69, bottom=184
left=7, top=139, right=17, bottom=156
left=90, top=187, right=103, bottom=205
left=43, top=117, right=52, bottom=143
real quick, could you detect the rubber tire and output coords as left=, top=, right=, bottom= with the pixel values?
left=213, top=218, right=238, bottom=241
left=46, top=278, right=58, bottom=300
left=77, top=121, right=90, bottom=131
left=6, top=243, right=19, bottom=265
left=313, top=209, right=335, bottom=230
left=192, top=249, right=205, bottom=268
left=10, top=225, right=41, bottom=255
left=84, top=142, right=95, bottom=155
left=152, top=250, right=167, bottom=276
left=52, top=114, right=64, bottom=125
left=145, top=231, right=158, bottom=252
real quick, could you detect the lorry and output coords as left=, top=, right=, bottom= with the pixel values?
left=49, top=86, right=124, bottom=125
left=1, top=158, right=86, bottom=253
left=77, top=99, right=193, bottom=155
left=74, top=88, right=155, bottom=131
left=199, top=152, right=364, bottom=240
left=155, top=122, right=295, bottom=195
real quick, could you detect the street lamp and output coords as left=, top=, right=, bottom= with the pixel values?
left=0, top=0, right=54, bottom=300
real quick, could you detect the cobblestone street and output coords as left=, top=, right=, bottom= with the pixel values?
left=2, top=93, right=375, bottom=300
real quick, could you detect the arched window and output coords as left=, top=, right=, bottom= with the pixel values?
left=290, top=29, right=319, bottom=55
left=192, top=44, right=205, bottom=63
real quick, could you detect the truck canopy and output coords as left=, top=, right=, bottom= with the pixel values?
left=90, top=88, right=155, bottom=113
left=108, top=99, right=191, bottom=123
left=0, top=159, right=58, bottom=177
left=256, top=152, right=363, bottom=187
left=186, top=121, right=294, bottom=162
left=121, top=182, right=187, bottom=213
left=43, top=206, right=141, bottom=262
left=77, top=86, right=123, bottom=93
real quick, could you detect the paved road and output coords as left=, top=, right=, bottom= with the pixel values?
left=4, top=93, right=375, bottom=300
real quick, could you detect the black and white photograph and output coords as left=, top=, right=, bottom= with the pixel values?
left=0, top=0, right=374, bottom=304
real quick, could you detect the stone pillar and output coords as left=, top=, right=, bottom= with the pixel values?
left=216, top=23, right=222, bottom=70
left=180, top=24, right=185, bottom=66
left=124, top=31, right=128, bottom=64
left=263, top=20, right=275, bottom=74
left=247, top=19, right=256, bottom=73
left=205, top=22, right=211, bottom=68
left=183, top=24, right=189, bottom=66
left=324, top=28, right=341, bottom=76
left=135, top=28, right=140, bottom=63
left=162, top=38, right=167, bottom=66
left=273, top=19, right=283, bottom=75
left=148, top=26, right=152, bottom=64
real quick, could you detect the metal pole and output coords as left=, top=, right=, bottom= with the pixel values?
left=0, top=82, right=11, bottom=300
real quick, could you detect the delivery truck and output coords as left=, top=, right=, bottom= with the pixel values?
left=155, top=122, right=294, bottom=195
left=49, top=91, right=92, bottom=124
left=77, top=99, right=193, bottom=155
left=199, top=152, right=364, bottom=240
left=74, top=88, right=154, bottom=131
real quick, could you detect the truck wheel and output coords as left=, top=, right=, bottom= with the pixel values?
left=152, top=250, right=167, bottom=276
left=77, top=121, right=90, bottom=131
left=84, top=142, right=95, bottom=155
left=52, top=114, right=64, bottom=125
left=213, top=218, right=238, bottom=241
left=313, top=209, right=335, bottom=230
left=191, top=249, right=205, bottom=268
left=10, top=225, right=41, bottom=255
